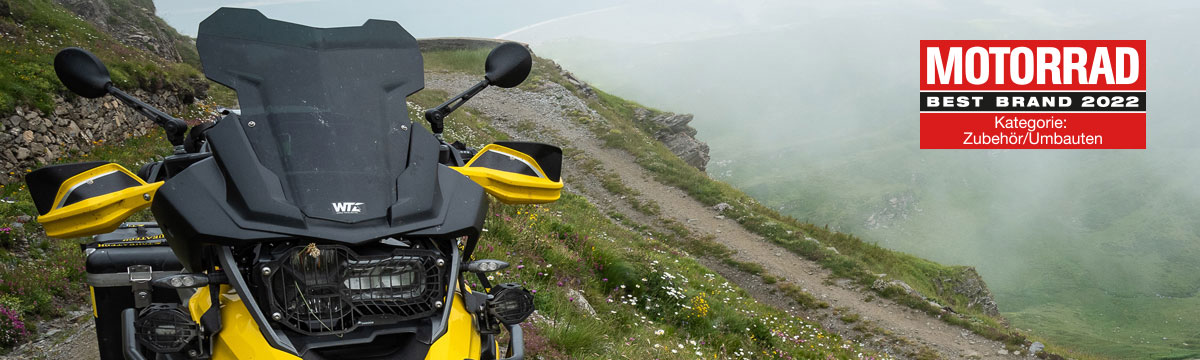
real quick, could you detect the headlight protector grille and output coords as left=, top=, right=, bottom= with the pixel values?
left=261, top=244, right=444, bottom=336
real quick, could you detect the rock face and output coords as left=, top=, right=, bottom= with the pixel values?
left=871, top=266, right=1001, bottom=317
left=0, top=90, right=190, bottom=184
left=54, top=0, right=188, bottom=62
left=934, top=267, right=1001, bottom=316
left=633, top=108, right=711, bottom=171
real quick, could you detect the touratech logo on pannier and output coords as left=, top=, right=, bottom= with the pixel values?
left=332, top=202, right=364, bottom=214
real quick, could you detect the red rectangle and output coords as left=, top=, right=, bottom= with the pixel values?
left=919, top=112, right=1145, bottom=149
left=920, top=40, right=1146, bottom=91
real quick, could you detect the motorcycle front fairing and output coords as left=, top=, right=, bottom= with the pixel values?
left=147, top=8, right=491, bottom=358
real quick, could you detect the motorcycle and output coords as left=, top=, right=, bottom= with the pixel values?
left=23, top=7, right=563, bottom=360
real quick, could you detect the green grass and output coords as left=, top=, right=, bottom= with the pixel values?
left=474, top=195, right=878, bottom=358
left=0, top=0, right=204, bottom=114
left=421, top=48, right=490, bottom=77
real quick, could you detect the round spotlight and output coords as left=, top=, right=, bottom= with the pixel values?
left=488, top=283, right=535, bottom=325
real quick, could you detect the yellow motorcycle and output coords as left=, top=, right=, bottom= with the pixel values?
left=26, top=7, right=562, bottom=360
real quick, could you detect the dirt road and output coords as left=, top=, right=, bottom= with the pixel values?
left=426, top=72, right=1030, bottom=360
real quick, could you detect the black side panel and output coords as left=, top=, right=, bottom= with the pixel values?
left=407, top=166, right=487, bottom=239
left=25, top=161, right=109, bottom=215
left=494, top=141, right=562, bottom=182
left=152, top=157, right=285, bottom=269
left=206, top=113, right=305, bottom=227
left=391, top=126, right=441, bottom=225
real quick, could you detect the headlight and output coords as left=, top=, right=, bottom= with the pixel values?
left=261, top=244, right=444, bottom=335
left=489, top=283, right=535, bottom=325
left=134, top=304, right=199, bottom=354
left=344, top=258, right=425, bottom=300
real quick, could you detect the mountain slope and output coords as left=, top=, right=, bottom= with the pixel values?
left=412, top=41, right=1076, bottom=359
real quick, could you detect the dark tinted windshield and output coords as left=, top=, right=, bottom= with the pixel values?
left=196, top=8, right=424, bottom=222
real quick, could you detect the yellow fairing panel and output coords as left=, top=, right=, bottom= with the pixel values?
left=190, top=285, right=298, bottom=360
left=452, top=144, right=563, bottom=204
left=37, top=163, right=162, bottom=238
left=426, top=293, right=483, bottom=359
left=189, top=286, right=481, bottom=360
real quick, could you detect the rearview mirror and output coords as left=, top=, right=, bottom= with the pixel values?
left=484, top=42, right=532, bottom=88
left=54, top=47, right=112, bottom=98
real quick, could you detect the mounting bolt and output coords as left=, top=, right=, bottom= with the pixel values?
left=271, top=312, right=282, bottom=321
left=143, top=193, right=151, bottom=201
left=187, top=349, right=199, bottom=358
left=435, top=301, right=444, bottom=308
left=247, top=120, right=256, bottom=128
left=261, top=266, right=272, bottom=276
left=435, top=259, right=445, bottom=267
left=401, top=124, right=409, bottom=131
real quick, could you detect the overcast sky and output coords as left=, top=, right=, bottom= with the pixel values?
left=153, top=0, right=622, bottom=38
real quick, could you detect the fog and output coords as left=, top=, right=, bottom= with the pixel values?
left=154, top=1, right=1200, bottom=356
left=498, top=1, right=1200, bottom=357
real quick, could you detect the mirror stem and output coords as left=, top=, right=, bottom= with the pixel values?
left=105, top=85, right=188, bottom=150
left=424, top=79, right=489, bottom=139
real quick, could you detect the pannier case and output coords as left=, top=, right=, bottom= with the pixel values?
left=83, top=222, right=184, bottom=360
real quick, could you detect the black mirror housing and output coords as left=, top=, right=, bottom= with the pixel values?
left=484, top=42, right=532, bottom=88
left=54, top=47, right=113, bottom=98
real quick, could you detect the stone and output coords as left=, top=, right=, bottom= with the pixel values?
left=565, top=289, right=596, bottom=317
left=67, top=121, right=81, bottom=137
left=997, top=349, right=1007, bottom=355
left=932, top=267, right=1001, bottom=316
left=15, top=148, right=31, bottom=160
left=713, top=202, right=733, bottom=212
left=631, top=108, right=710, bottom=170
left=1029, top=341, right=1044, bottom=354
left=22, top=130, right=34, bottom=143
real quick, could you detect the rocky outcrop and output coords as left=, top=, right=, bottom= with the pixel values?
left=871, top=266, right=1000, bottom=317
left=54, top=0, right=188, bottom=62
left=0, top=91, right=190, bottom=184
left=934, top=267, right=1001, bottom=316
left=633, top=108, right=710, bottom=171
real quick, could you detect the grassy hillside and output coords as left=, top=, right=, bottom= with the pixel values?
left=416, top=45, right=1096, bottom=358
left=404, top=79, right=882, bottom=358
left=0, top=0, right=204, bottom=114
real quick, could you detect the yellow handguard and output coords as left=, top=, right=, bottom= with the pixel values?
left=452, top=144, right=562, bottom=204
left=33, top=163, right=162, bottom=238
